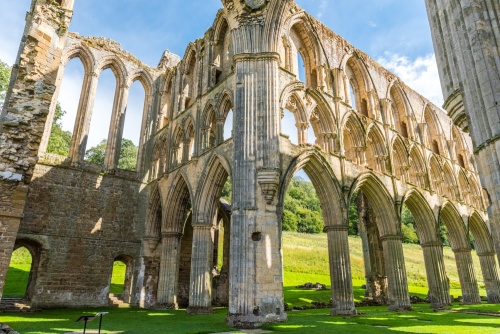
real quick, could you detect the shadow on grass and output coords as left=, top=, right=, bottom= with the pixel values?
left=1, top=303, right=499, bottom=334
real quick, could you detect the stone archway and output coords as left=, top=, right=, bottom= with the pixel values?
left=279, top=150, right=355, bottom=315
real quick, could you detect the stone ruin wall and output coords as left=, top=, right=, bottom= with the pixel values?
left=0, top=0, right=498, bottom=323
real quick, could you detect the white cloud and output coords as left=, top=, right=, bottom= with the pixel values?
left=378, top=53, right=444, bottom=107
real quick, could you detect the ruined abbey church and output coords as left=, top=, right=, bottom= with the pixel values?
left=0, top=0, right=499, bottom=329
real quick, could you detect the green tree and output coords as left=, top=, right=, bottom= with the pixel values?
left=85, top=138, right=138, bottom=171
left=0, top=60, right=12, bottom=106
left=46, top=103, right=72, bottom=156
left=221, top=178, right=232, bottom=203
left=348, top=191, right=359, bottom=236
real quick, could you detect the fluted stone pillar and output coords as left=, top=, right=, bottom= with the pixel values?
left=157, top=232, right=182, bottom=308
left=421, top=242, right=451, bottom=308
left=325, top=225, right=356, bottom=315
left=477, top=252, right=500, bottom=303
left=381, top=235, right=412, bottom=311
left=453, top=248, right=481, bottom=304
left=70, top=71, right=99, bottom=163
left=188, top=224, right=215, bottom=314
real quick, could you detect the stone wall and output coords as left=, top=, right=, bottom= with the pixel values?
left=18, top=160, right=144, bottom=308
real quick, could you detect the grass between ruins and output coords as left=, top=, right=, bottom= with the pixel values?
left=2, top=232, right=499, bottom=333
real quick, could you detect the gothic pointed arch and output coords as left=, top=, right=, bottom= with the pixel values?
left=458, top=170, right=471, bottom=205
left=365, top=124, right=388, bottom=173
left=423, top=105, right=446, bottom=156
left=181, top=44, right=198, bottom=110
left=429, top=155, right=444, bottom=196
left=162, top=173, right=193, bottom=233
left=210, top=12, right=232, bottom=85
left=184, top=116, right=195, bottom=160
left=62, top=41, right=95, bottom=74
left=388, top=82, right=412, bottom=138
left=95, top=54, right=128, bottom=87
left=443, top=162, right=459, bottom=201
left=351, top=173, right=398, bottom=237
left=342, top=112, right=366, bottom=164
left=307, top=90, right=337, bottom=152
left=146, top=182, right=163, bottom=240
left=403, top=189, right=439, bottom=244
left=469, top=212, right=496, bottom=256
left=409, top=145, right=427, bottom=188
left=391, top=136, right=409, bottom=182
left=452, top=126, right=470, bottom=170
left=469, top=176, right=484, bottom=209
left=128, top=69, right=154, bottom=97
left=282, top=12, right=322, bottom=88
left=201, top=102, right=217, bottom=150
left=440, top=203, right=469, bottom=250
left=343, top=55, right=375, bottom=118
left=170, top=125, right=184, bottom=167
left=279, top=149, right=344, bottom=228
left=195, top=155, right=231, bottom=226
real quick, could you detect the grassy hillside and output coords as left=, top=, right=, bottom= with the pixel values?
left=282, top=231, right=487, bottom=306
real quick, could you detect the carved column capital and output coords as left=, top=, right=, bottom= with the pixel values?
left=257, top=168, right=281, bottom=205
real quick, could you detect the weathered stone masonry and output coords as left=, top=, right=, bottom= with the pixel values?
left=0, top=0, right=499, bottom=329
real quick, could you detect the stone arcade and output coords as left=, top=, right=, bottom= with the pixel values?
left=0, top=0, right=499, bottom=329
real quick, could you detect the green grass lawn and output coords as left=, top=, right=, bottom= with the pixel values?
left=2, top=232, right=499, bottom=333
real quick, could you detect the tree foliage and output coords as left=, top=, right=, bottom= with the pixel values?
left=283, top=176, right=323, bottom=233
left=85, top=138, right=138, bottom=171
left=0, top=60, right=12, bottom=107
left=46, top=103, right=72, bottom=156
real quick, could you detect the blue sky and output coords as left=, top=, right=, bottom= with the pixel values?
left=0, top=0, right=443, bottom=149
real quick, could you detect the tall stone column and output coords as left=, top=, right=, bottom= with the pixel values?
left=70, top=71, right=99, bottom=164
left=325, top=225, right=356, bottom=315
left=421, top=242, right=451, bottom=308
left=380, top=235, right=412, bottom=311
left=425, top=0, right=500, bottom=263
left=453, top=248, right=481, bottom=304
left=477, top=251, right=500, bottom=303
left=188, top=224, right=214, bottom=314
left=226, top=43, right=286, bottom=328
left=157, top=232, right=182, bottom=308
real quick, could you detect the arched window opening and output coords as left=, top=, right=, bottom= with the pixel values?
left=213, top=20, right=232, bottom=85
left=366, top=127, right=387, bottom=173
left=47, top=58, right=84, bottom=156
left=297, top=52, right=306, bottom=83
left=3, top=247, right=32, bottom=298
left=348, top=82, right=357, bottom=110
left=288, top=23, right=318, bottom=88
left=182, top=52, right=197, bottom=111
left=185, top=121, right=195, bottom=160
left=409, top=147, right=426, bottom=188
left=223, top=109, right=233, bottom=140
left=281, top=108, right=298, bottom=145
left=343, top=116, right=364, bottom=165
left=430, top=158, right=443, bottom=195
left=85, top=68, right=116, bottom=165
left=307, top=121, right=317, bottom=146
left=117, top=80, right=145, bottom=171
left=432, top=140, right=440, bottom=155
